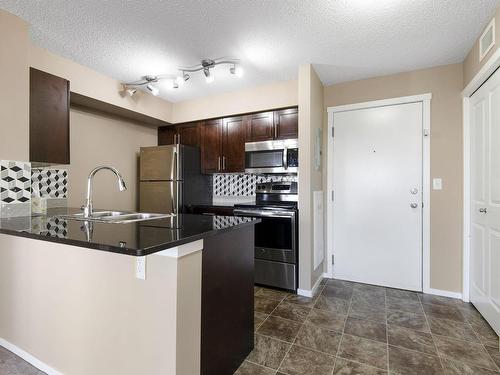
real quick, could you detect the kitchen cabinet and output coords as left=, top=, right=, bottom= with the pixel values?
left=245, top=108, right=298, bottom=142
left=274, top=107, right=298, bottom=140
left=221, top=116, right=246, bottom=172
left=158, top=126, right=176, bottom=145
left=200, top=118, right=223, bottom=173
left=29, top=68, right=70, bottom=164
left=200, top=117, right=245, bottom=174
left=177, top=122, right=200, bottom=146
left=158, top=122, right=200, bottom=146
left=246, top=111, right=274, bottom=142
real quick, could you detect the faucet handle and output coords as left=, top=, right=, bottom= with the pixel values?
left=80, top=205, right=85, bottom=211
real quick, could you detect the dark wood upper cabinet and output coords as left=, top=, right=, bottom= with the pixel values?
left=177, top=122, right=200, bottom=147
left=29, top=68, right=70, bottom=164
left=158, top=126, right=176, bottom=145
left=200, top=119, right=222, bottom=174
left=274, top=108, right=298, bottom=140
left=246, top=111, right=274, bottom=142
left=158, top=122, right=200, bottom=146
left=222, top=116, right=246, bottom=173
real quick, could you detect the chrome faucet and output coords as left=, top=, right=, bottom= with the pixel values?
left=83, top=166, right=127, bottom=218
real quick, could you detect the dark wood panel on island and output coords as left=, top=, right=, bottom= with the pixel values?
left=201, top=224, right=254, bottom=375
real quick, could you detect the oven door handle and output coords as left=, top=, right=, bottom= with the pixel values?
left=234, top=209, right=296, bottom=219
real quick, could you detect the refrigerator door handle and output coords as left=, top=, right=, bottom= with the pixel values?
left=170, top=181, right=176, bottom=214
left=175, top=145, right=180, bottom=180
left=170, top=147, right=176, bottom=180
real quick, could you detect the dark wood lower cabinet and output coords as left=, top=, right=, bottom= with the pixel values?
left=201, top=224, right=254, bottom=375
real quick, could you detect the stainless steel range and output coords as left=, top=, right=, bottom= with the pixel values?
left=234, top=181, right=298, bottom=291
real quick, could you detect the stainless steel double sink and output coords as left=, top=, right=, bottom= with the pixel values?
left=59, top=211, right=173, bottom=224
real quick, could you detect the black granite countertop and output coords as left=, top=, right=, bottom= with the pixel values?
left=0, top=208, right=259, bottom=256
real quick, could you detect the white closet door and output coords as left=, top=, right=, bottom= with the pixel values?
left=332, top=102, right=423, bottom=291
left=470, top=67, right=500, bottom=336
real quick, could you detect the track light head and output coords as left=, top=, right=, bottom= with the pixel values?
left=231, top=65, right=243, bottom=77
left=125, top=87, right=137, bottom=97
left=204, top=67, right=214, bottom=83
left=146, top=83, right=159, bottom=96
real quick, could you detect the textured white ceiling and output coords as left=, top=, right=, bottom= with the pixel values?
left=1, top=0, right=498, bottom=102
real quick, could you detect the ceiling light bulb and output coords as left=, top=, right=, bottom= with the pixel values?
left=230, top=64, right=243, bottom=78
left=146, top=83, right=159, bottom=96
left=175, top=75, right=185, bottom=86
left=125, top=88, right=137, bottom=97
left=235, top=66, right=243, bottom=77
left=204, top=67, right=214, bottom=83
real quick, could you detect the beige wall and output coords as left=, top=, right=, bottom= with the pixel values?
left=324, top=63, right=464, bottom=293
left=171, top=80, right=298, bottom=123
left=464, top=6, right=500, bottom=88
left=68, top=107, right=157, bottom=211
left=0, top=234, right=202, bottom=375
left=0, top=9, right=29, bottom=161
left=298, top=64, right=324, bottom=291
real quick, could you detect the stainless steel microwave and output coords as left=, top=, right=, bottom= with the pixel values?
left=245, top=139, right=298, bottom=174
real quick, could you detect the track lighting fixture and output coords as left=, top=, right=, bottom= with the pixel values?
left=122, top=58, right=241, bottom=96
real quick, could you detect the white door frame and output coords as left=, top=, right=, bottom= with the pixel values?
left=462, top=48, right=500, bottom=303
left=326, top=94, right=432, bottom=293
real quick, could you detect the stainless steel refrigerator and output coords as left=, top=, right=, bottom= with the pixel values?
left=139, top=145, right=212, bottom=214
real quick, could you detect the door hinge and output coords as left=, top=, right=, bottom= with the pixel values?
left=331, top=190, right=334, bottom=201
left=331, top=126, right=335, bottom=138
left=332, top=254, right=335, bottom=264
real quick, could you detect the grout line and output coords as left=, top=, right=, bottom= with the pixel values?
left=420, top=294, right=447, bottom=372
left=330, top=281, right=354, bottom=375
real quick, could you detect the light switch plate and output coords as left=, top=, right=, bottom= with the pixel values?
left=136, top=257, right=146, bottom=280
left=433, top=178, right=443, bottom=190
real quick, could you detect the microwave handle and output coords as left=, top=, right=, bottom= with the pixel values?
left=283, top=147, right=288, bottom=170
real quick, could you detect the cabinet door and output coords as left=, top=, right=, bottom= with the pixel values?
left=158, top=126, right=176, bottom=145
left=177, top=122, right=200, bottom=146
left=29, top=68, right=70, bottom=164
left=274, top=108, right=298, bottom=140
left=246, top=111, right=274, bottom=142
left=222, top=116, right=246, bottom=173
left=201, top=119, right=222, bottom=174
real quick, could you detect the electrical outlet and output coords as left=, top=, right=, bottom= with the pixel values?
left=136, top=257, right=146, bottom=280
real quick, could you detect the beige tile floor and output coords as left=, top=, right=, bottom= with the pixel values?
left=235, top=278, right=500, bottom=375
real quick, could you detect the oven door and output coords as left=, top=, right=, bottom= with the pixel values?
left=234, top=209, right=297, bottom=263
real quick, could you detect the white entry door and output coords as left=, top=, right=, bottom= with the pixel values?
left=332, top=102, right=423, bottom=291
left=470, top=67, right=500, bottom=335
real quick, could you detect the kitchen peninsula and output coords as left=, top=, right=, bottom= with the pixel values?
left=0, top=209, right=259, bottom=375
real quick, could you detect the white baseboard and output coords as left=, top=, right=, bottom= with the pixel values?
left=297, top=274, right=324, bottom=297
left=0, top=337, right=63, bottom=375
left=424, top=288, right=463, bottom=300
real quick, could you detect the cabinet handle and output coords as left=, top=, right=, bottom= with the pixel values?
left=218, top=156, right=221, bottom=171
left=274, top=125, right=278, bottom=139
left=223, top=156, right=226, bottom=171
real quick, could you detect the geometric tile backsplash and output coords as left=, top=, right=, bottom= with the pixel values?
left=31, top=168, right=68, bottom=198
left=213, top=173, right=298, bottom=197
left=0, top=160, right=31, bottom=203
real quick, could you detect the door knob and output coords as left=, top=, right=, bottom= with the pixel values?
left=410, top=203, right=418, bottom=208
left=479, top=208, right=488, bottom=213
